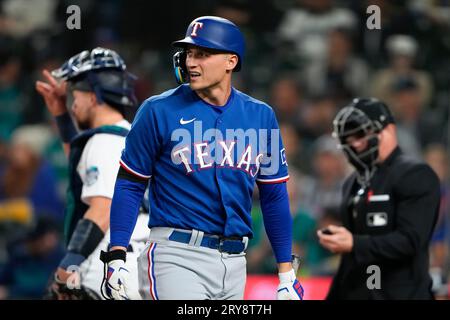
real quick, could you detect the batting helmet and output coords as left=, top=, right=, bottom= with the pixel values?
left=51, top=47, right=137, bottom=114
left=333, top=98, right=395, bottom=184
left=172, top=16, right=245, bottom=84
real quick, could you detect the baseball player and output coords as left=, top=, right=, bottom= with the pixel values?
left=35, top=48, right=149, bottom=300
left=100, top=16, right=304, bottom=300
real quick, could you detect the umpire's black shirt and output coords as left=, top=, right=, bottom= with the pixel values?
left=327, top=147, right=440, bottom=300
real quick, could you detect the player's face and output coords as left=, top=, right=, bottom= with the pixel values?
left=185, top=46, right=236, bottom=91
left=71, top=90, right=95, bottom=130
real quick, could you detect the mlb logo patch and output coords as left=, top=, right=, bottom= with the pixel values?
left=367, top=212, right=388, bottom=227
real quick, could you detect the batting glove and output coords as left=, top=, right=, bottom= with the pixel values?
left=100, top=250, right=130, bottom=300
left=277, top=269, right=304, bottom=300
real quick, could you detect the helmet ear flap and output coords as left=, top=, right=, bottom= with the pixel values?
left=173, top=50, right=188, bottom=84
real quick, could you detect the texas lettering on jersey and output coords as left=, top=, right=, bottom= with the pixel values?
left=170, top=121, right=283, bottom=178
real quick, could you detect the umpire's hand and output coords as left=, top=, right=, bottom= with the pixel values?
left=317, top=225, right=354, bottom=254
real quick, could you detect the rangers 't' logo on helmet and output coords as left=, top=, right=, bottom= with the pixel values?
left=190, top=22, right=203, bottom=37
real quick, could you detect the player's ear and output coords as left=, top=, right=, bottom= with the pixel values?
left=89, top=91, right=99, bottom=106
left=225, top=54, right=238, bottom=72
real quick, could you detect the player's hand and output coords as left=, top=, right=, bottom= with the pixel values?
left=100, top=250, right=130, bottom=300
left=277, top=269, right=304, bottom=300
left=46, top=268, right=81, bottom=300
left=104, top=259, right=130, bottom=300
left=47, top=273, right=71, bottom=300
left=35, top=69, right=68, bottom=116
left=45, top=268, right=99, bottom=300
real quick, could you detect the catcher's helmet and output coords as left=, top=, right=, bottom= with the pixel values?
left=333, top=98, right=395, bottom=184
left=172, top=16, right=245, bottom=84
left=51, top=47, right=137, bottom=114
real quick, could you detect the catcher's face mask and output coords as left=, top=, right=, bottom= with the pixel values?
left=333, top=106, right=381, bottom=185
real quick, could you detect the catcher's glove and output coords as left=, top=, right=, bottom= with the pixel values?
left=44, top=273, right=100, bottom=300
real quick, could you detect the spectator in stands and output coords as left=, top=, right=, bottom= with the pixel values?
left=371, top=34, right=434, bottom=108
left=298, top=135, right=348, bottom=219
left=0, top=0, right=58, bottom=39
left=0, top=42, right=25, bottom=142
left=300, top=94, right=339, bottom=147
left=303, top=28, right=369, bottom=104
left=279, top=122, right=304, bottom=171
left=390, top=76, right=445, bottom=155
left=0, top=215, right=65, bottom=299
left=354, top=0, right=430, bottom=68
left=0, top=125, right=64, bottom=225
left=270, top=76, right=306, bottom=135
left=278, top=0, right=357, bottom=64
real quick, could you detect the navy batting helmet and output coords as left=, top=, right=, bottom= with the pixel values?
left=51, top=47, right=137, bottom=114
left=172, top=16, right=245, bottom=84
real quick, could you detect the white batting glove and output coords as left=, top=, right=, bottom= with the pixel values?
left=277, top=269, right=304, bottom=300
left=104, top=259, right=130, bottom=300
left=100, top=250, right=130, bottom=300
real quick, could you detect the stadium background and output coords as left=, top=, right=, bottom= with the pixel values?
left=0, top=0, right=449, bottom=299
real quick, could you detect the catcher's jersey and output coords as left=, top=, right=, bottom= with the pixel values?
left=65, top=122, right=130, bottom=243
left=120, top=84, right=288, bottom=237
left=78, top=120, right=131, bottom=204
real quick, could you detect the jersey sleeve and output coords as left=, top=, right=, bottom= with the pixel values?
left=79, top=134, right=124, bottom=204
left=256, top=110, right=289, bottom=184
left=120, top=100, right=161, bottom=179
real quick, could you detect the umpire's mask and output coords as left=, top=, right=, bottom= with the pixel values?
left=332, top=98, right=395, bottom=185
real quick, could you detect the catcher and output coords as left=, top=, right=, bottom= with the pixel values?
left=36, top=47, right=148, bottom=299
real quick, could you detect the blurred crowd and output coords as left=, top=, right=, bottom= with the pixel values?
left=0, top=0, right=449, bottom=299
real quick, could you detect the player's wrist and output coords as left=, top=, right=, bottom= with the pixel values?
left=55, top=112, right=78, bottom=143
left=51, top=105, right=68, bottom=117
left=110, top=246, right=128, bottom=252
left=46, top=94, right=68, bottom=115
left=59, top=252, right=85, bottom=270
left=278, top=269, right=296, bottom=283
left=277, top=262, right=293, bottom=273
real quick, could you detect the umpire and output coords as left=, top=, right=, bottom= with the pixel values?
left=318, top=98, right=440, bottom=300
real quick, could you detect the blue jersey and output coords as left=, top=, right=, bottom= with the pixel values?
left=120, top=84, right=289, bottom=238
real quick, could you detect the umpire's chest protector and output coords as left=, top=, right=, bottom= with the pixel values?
left=342, top=148, right=413, bottom=235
